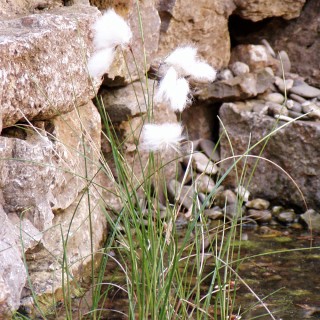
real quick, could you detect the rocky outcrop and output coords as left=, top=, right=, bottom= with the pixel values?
left=219, top=102, right=320, bottom=211
left=156, top=0, right=235, bottom=69
left=0, top=5, right=101, bottom=130
left=233, top=0, right=306, bottom=21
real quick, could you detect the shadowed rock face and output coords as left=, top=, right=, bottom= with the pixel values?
left=219, top=102, right=320, bottom=211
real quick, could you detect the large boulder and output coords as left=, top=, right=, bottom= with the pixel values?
left=219, top=102, right=320, bottom=211
left=156, top=0, right=236, bottom=69
left=0, top=5, right=101, bottom=131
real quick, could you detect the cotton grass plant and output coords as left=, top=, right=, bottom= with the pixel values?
left=12, top=5, right=311, bottom=320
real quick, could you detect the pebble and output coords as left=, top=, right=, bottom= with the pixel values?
left=246, top=198, right=270, bottom=210
left=225, top=203, right=245, bottom=219
left=267, top=102, right=289, bottom=116
left=261, top=39, right=276, bottom=57
left=289, top=93, right=306, bottom=103
left=288, top=110, right=306, bottom=119
left=247, top=209, right=272, bottom=223
left=264, top=92, right=285, bottom=104
left=178, top=185, right=195, bottom=209
left=218, top=69, right=233, bottom=81
left=195, top=174, right=216, bottom=194
left=203, top=207, right=224, bottom=220
left=214, top=190, right=237, bottom=207
left=276, top=210, right=296, bottom=224
left=300, top=209, right=320, bottom=231
left=274, top=77, right=294, bottom=93
left=185, top=152, right=219, bottom=175
left=302, top=101, right=320, bottom=120
left=286, top=99, right=302, bottom=112
left=278, top=50, right=291, bottom=73
left=199, top=139, right=220, bottom=162
left=264, top=67, right=274, bottom=77
left=290, top=82, right=320, bottom=99
left=230, top=61, right=250, bottom=76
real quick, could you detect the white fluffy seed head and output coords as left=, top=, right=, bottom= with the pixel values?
left=140, top=123, right=184, bottom=152
left=155, top=67, right=191, bottom=112
left=164, top=46, right=198, bottom=77
left=88, top=47, right=115, bottom=78
left=164, top=45, right=217, bottom=82
left=92, top=9, right=132, bottom=50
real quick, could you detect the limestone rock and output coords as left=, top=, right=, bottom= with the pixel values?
left=0, top=6, right=101, bottom=130
left=156, top=0, right=236, bottom=69
left=233, top=0, right=306, bottom=22
left=196, top=69, right=274, bottom=102
left=0, top=207, right=27, bottom=318
left=219, top=102, right=320, bottom=210
left=0, top=0, right=63, bottom=18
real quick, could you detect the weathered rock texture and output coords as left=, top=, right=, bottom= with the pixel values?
left=156, top=0, right=235, bottom=69
left=0, top=5, right=101, bottom=130
left=219, top=103, right=320, bottom=211
left=233, top=0, right=306, bottom=21
left=230, top=0, right=320, bottom=86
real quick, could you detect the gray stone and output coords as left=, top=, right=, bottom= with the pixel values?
left=264, top=92, right=285, bottom=104
left=278, top=50, right=291, bottom=73
left=195, top=174, right=216, bottom=194
left=219, top=102, right=320, bottom=210
left=218, top=69, right=234, bottom=81
left=302, top=102, right=320, bottom=120
left=267, top=102, right=289, bottom=117
left=300, top=209, right=320, bottom=231
left=290, top=82, right=320, bottom=99
left=196, top=69, right=274, bottom=102
left=230, top=61, right=250, bottom=76
left=100, top=80, right=155, bottom=122
left=199, top=139, right=220, bottom=162
left=247, top=209, right=272, bottom=223
left=204, top=207, right=223, bottom=220
left=235, top=185, right=250, bottom=202
left=274, top=77, right=294, bottom=93
left=289, top=93, right=306, bottom=103
left=276, top=210, right=296, bottom=223
left=246, top=198, right=270, bottom=210
left=184, top=152, right=218, bottom=176
left=214, top=190, right=237, bottom=208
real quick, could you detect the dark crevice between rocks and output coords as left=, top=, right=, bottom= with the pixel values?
left=1, top=125, right=28, bottom=140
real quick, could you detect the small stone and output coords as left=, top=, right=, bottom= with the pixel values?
left=288, top=110, right=305, bottom=119
left=214, top=190, right=237, bottom=207
left=286, top=99, right=302, bottom=112
left=264, top=67, right=274, bottom=77
left=278, top=50, right=291, bottom=73
left=274, top=114, right=295, bottom=122
left=275, top=77, right=294, bottom=93
left=230, top=61, right=250, bottom=76
left=261, top=39, right=276, bottom=57
left=300, top=209, right=320, bottom=231
left=178, top=185, right=195, bottom=209
left=246, top=198, right=270, bottom=210
left=247, top=209, right=272, bottom=223
left=225, top=203, right=245, bottom=219
left=290, top=82, right=320, bottom=99
left=199, top=139, right=220, bottom=162
left=218, top=69, right=234, bottom=81
left=204, top=207, right=224, bottom=220
left=264, top=92, right=285, bottom=104
left=289, top=93, right=306, bottom=103
left=195, top=174, right=216, bottom=194
left=267, top=102, right=289, bottom=116
left=184, top=152, right=219, bottom=175
left=302, top=102, right=320, bottom=120
left=276, top=210, right=296, bottom=224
